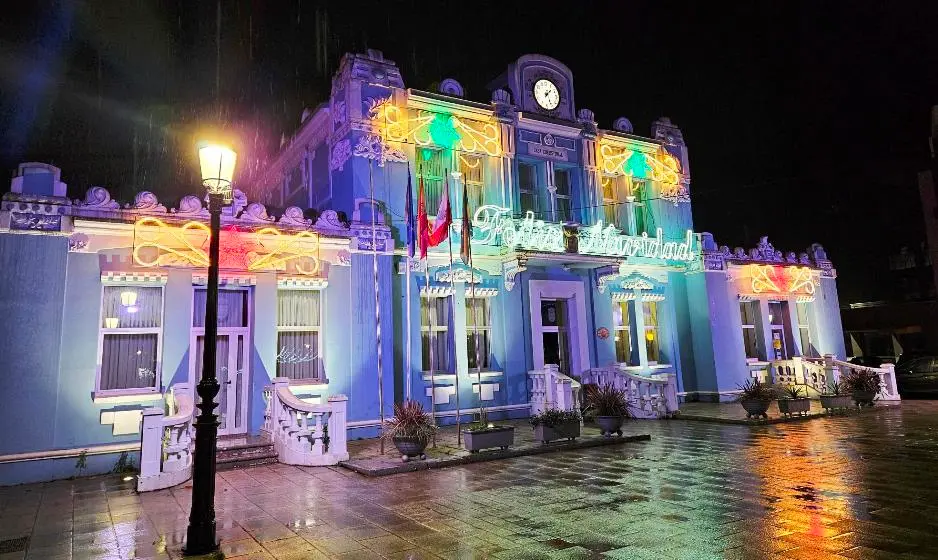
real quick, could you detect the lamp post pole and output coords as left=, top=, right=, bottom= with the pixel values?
left=185, top=192, right=223, bottom=556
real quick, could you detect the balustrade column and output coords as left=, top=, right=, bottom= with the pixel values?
left=327, top=395, right=349, bottom=460
left=139, top=408, right=165, bottom=482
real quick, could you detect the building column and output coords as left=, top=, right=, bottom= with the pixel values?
left=632, top=292, right=648, bottom=369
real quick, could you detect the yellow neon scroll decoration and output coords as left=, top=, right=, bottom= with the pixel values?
left=599, top=143, right=633, bottom=175
left=750, top=265, right=781, bottom=294
left=384, top=105, right=435, bottom=146
left=133, top=218, right=321, bottom=275
left=786, top=267, right=817, bottom=296
left=248, top=227, right=320, bottom=275
left=451, top=116, right=501, bottom=156
left=644, top=151, right=681, bottom=185
left=133, top=217, right=211, bottom=268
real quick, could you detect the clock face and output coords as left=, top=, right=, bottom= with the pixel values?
left=533, top=79, right=560, bottom=110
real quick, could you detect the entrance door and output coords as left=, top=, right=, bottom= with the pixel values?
left=540, top=299, right=571, bottom=374
left=768, top=301, right=790, bottom=360
left=193, top=333, right=248, bottom=435
left=190, top=288, right=251, bottom=436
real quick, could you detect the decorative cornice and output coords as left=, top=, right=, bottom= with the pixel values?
left=101, top=271, right=167, bottom=285
left=502, top=255, right=527, bottom=292
left=277, top=276, right=329, bottom=290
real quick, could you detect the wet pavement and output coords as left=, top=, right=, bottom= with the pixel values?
left=2, top=401, right=938, bottom=559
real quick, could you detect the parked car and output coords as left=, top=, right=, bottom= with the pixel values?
left=894, top=356, right=938, bottom=398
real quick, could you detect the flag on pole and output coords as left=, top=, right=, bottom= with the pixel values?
left=460, top=180, right=472, bottom=265
left=405, top=167, right=416, bottom=258
left=427, top=173, right=452, bottom=247
left=417, top=175, right=430, bottom=259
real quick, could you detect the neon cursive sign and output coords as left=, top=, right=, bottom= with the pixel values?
left=467, top=205, right=697, bottom=263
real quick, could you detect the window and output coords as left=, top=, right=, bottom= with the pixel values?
left=740, top=301, right=760, bottom=360
left=421, top=296, right=453, bottom=372
left=420, top=149, right=445, bottom=211
left=459, top=154, right=485, bottom=217
left=518, top=162, right=538, bottom=216
left=796, top=302, right=815, bottom=357
left=98, top=286, right=163, bottom=392
left=465, top=297, right=491, bottom=370
left=553, top=168, right=572, bottom=222
left=642, top=301, right=660, bottom=363
left=193, top=288, right=248, bottom=327
left=601, top=175, right=620, bottom=226
left=631, top=178, right=650, bottom=235
left=276, top=290, right=322, bottom=381
left=613, top=301, right=633, bottom=365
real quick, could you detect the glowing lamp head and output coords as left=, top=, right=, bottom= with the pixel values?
left=119, top=290, right=137, bottom=307
left=198, top=143, right=237, bottom=203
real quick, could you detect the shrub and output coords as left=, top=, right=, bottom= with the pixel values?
left=822, top=380, right=844, bottom=396
left=530, top=408, right=581, bottom=428
left=586, top=384, right=630, bottom=417
left=737, top=379, right=775, bottom=401
left=780, top=385, right=804, bottom=400
left=842, top=369, right=883, bottom=394
left=381, top=400, right=437, bottom=442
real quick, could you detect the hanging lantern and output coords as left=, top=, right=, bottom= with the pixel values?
left=120, top=290, right=137, bottom=307
left=198, top=143, right=237, bottom=203
left=104, top=317, right=119, bottom=329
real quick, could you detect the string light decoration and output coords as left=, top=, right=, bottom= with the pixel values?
left=133, top=217, right=320, bottom=275
left=598, top=141, right=689, bottom=205
left=379, top=104, right=501, bottom=156
left=750, top=265, right=782, bottom=294
left=748, top=265, right=819, bottom=296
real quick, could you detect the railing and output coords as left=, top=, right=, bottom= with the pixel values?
left=265, top=377, right=349, bottom=466
left=827, top=356, right=901, bottom=402
left=578, top=367, right=679, bottom=419
left=769, top=357, right=828, bottom=395
left=138, top=383, right=195, bottom=492
left=529, top=364, right=580, bottom=414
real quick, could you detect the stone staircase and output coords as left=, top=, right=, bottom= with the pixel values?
left=216, top=435, right=277, bottom=471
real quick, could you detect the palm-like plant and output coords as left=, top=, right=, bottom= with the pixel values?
left=382, top=400, right=437, bottom=442
left=586, top=384, right=631, bottom=417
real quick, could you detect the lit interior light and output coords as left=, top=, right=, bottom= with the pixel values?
left=120, top=291, right=137, bottom=307
left=769, top=314, right=774, bottom=323
left=122, top=475, right=134, bottom=482
left=126, top=305, right=139, bottom=314
left=105, top=317, right=119, bottom=329
left=136, top=350, right=142, bottom=355
left=645, top=331, right=655, bottom=342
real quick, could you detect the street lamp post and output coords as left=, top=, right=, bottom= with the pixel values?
left=185, top=144, right=236, bottom=556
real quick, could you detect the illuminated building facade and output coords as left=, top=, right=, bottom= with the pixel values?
left=0, top=51, right=846, bottom=484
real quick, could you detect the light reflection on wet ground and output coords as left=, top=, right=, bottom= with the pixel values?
left=2, top=402, right=938, bottom=559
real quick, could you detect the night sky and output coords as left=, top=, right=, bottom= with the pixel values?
left=2, top=1, right=936, bottom=303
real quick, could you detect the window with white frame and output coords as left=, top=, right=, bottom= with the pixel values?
left=276, top=290, right=322, bottom=381
left=600, top=175, right=620, bottom=226
left=739, top=301, right=761, bottom=360
left=796, top=302, right=815, bottom=357
left=613, top=301, right=633, bottom=365
left=421, top=296, right=453, bottom=372
left=631, top=178, right=650, bottom=235
left=419, top=148, right=445, bottom=211
left=458, top=154, right=485, bottom=217
left=642, top=301, right=660, bottom=363
left=98, top=286, right=163, bottom=392
left=553, top=168, right=572, bottom=222
left=518, top=162, right=538, bottom=216
left=465, top=297, right=491, bottom=370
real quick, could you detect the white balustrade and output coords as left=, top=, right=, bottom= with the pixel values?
left=137, top=383, right=195, bottom=492
left=579, top=367, right=679, bottom=419
left=528, top=364, right=581, bottom=414
left=769, top=357, right=828, bottom=394
left=267, top=377, right=349, bottom=466
left=827, top=355, right=901, bottom=402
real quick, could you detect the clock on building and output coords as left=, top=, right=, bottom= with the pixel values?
left=532, top=79, right=560, bottom=111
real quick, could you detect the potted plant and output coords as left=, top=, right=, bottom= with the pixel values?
left=820, top=380, right=852, bottom=412
left=737, top=379, right=775, bottom=419
left=530, top=408, right=581, bottom=444
left=842, top=369, right=883, bottom=407
left=586, top=384, right=630, bottom=437
left=463, top=409, right=514, bottom=453
left=382, top=400, right=436, bottom=462
left=777, top=385, right=811, bottom=417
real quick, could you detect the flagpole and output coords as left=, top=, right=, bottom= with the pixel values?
left=419, top=166, right=437, bottom=447
left=469, top=212, right=483, bottom=422
left=369, top=161, right=385, bottom=455
left=405, top=168, right=413, bottom=402
left=446, top=171, right=461, bottom=445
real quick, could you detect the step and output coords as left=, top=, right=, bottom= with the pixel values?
left=215, top=435, right=278, bottom=471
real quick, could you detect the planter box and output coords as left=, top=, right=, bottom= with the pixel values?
left=820, top=395, right=852, bottom=411
left=778, top=398, right=811, bottom=416
left=533, top=421, right=581, bottom=444
left=740, top=398, right=771, bottom=419
left=595, top=415, right=624, bottom=437
left=463, top=426, right=514, bottom=453
left=853, top=390, right=877, bottom=407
